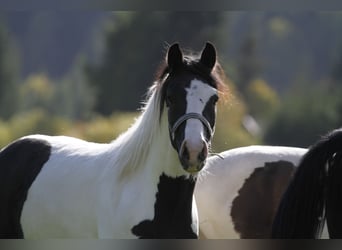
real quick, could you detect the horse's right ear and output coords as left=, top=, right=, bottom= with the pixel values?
left=167, top=43, right=183, bottom=69
left=200, top=42, right=216, bottom=71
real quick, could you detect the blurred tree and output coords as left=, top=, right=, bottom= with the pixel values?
left=0, top=19, right=20, bottom=119
left=19, top=73, right=55, bottom=112
left=19, top=57, right=96, bottom=121
left=330, top=45, right=342, bottom=129
left=264, top=83, right=341, bottom=147
left=213, top=85, right=261, bottom=152
left=246, top=78, right=279, bottom=123
left=5, top=12, right=108, bottom=79
left=86, top=12, right=226, bottom=115
left=52, top=56, right=96, bottom=120
left=236, top=34, right=262, bottom=97
left=234, top=32, right=278, bottom=137
left=332, top=45, right=342, bottom=83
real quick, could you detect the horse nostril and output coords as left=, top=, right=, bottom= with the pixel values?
left=180, top=142, right=190, bottom=163
left=198, top=144, right=208, bottom=162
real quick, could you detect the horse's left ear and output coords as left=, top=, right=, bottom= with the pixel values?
left=200, top=42, right=216, bottom=71
left=167, top=43, right=183, bottom=70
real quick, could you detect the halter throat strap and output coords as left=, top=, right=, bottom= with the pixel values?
left=170, top=112, right=213, bottom=141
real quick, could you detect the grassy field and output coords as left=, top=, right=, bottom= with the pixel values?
left=0, top=99, right=259, bottom=153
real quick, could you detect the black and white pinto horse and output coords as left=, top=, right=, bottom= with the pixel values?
left=0, top=42, right=227, bottom=239
left=272, top=128, right=342, bottom=239
left=195, top=145, right=307, bottom=238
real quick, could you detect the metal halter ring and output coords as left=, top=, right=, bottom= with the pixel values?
left=169, top=112, right=214, bottom=141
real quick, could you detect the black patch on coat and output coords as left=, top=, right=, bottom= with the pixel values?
left=230, top=161, right=296, bottom=238
left=0, top=138, right=51, bottom=238
left=131, top=173, right=197, bottom=239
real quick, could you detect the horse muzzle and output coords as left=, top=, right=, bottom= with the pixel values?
left=178, top=140, right=208, bottom=173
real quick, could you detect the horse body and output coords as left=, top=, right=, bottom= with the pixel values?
left=195, top=145, right=307, bottom=239
left=20, top=135, right=110, bottom=238
left=0, top=42, right=224, bottom=239
left=4, top=106, right=183, bottom=238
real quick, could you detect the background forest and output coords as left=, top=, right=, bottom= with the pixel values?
left=0, top=11, right=342, bottom=152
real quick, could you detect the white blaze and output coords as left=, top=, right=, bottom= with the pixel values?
left=184, top=79, right=217, bottom=156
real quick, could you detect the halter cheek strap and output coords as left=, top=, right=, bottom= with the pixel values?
left=170, top=112, right=214, bottom=141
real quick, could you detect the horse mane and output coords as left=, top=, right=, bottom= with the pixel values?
left=326, top=150, right=342, bottom=238
left=110, top=49, right=229, bottom=179
left=272, top=128, right=342, bottom=238
left=109, top=85, right=162, bottom=179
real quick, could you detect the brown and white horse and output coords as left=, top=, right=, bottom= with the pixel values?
left=196, top=129, right=342, bottom=239
left=195, top=145, right=307, bottom=238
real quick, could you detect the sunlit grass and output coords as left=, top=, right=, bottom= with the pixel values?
left=0, top=106, right=257, bottom=154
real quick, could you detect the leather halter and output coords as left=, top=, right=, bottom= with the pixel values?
left=169, top=112, right=214, bottom=141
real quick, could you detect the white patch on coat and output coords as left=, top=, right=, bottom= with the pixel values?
left=184, top=79, right=217, bottom=153
left=20, top=85, right=196, bottom=238
left=195, top=145, right=307, bottom=239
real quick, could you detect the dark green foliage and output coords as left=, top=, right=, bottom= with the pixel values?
left=2, top=12, right=342, bottom=151
left=0, top=20, right=19, bottom=119
left=236, top=34, right=261, bottom=96
left=264, top=84, right=342, bottom=147
left=86, top=12, right=225, bottom=114
left=332, top=46, right=342, bottom=83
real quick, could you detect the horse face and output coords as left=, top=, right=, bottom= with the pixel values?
left=165, top=43, right=218, bottom=173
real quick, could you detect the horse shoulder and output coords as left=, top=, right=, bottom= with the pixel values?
left=0, top=136, right=52, bottom=238
left=0, top=135, right=114, bottom=238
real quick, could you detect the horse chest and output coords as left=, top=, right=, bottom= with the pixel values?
left=131, top=173, right=197, bottom=239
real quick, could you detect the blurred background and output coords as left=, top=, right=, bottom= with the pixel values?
left=0, top=11, right=342, bottom=152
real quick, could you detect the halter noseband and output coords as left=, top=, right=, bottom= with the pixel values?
left=169, top=112, right=214, bottom=141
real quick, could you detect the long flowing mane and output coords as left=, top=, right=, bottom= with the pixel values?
left=110, top=51, right=228, bottom=179
left=0, top=43, right=229, bottom=239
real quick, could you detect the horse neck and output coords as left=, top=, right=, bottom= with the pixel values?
left=128, top=111, right=198, bottom=238
left=146, top=111, right=192, bottom=178
left=110, top=92, right=198, bottom=238
left=113, top=92, right=191, bottom=180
